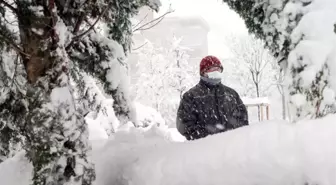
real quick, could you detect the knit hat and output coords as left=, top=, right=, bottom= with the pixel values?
left=199, top=55, right=223, bottom=75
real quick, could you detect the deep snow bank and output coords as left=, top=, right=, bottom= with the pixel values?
left=1, top=116, right=336, bottom=185
left=96, top=116, right=336, bottom=185
left=0, top=152, right=32, bottom=185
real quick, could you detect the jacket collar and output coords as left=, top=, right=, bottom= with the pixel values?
left=199, top=77, right=221, bottom=89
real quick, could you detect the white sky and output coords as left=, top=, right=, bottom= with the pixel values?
left=157, top=0, right=248, bottom=58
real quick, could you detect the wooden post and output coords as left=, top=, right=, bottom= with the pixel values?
left=266, top=105, right=270, bottom=120
left=243, top=101, right=270, bottom=121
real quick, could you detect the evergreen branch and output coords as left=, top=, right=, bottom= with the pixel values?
left=72, top=0, right=92, bottom=34
left=84, top=18, right=97, bottom=33
left=0, top=0, right=17, bottom=14
left=0, top=34, right=30, bottom=58
left=11, top=54, right=19, bottom=87
left=73, top=12, right=86, bottom=34
left=66, top=5, right=109, bottom=50
left=3, top=17, right=18, bottom=26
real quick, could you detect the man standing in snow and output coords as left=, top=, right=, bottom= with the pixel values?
left=176, top=55, right=249, bottom=140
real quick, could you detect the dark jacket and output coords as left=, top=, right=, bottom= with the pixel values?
left=176, top=79, right=249, bottom=140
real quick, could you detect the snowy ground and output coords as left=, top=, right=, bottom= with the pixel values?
left=1, top=113, right=336, bottom=185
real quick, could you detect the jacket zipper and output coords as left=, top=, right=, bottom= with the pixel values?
left=214, top=87, right=222, bottom=125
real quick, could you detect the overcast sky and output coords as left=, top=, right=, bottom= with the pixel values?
left=157, top=0, right=248, bottom=58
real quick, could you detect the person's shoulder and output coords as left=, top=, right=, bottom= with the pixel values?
left=183, top=85, right=197, bottom=97
left=182, top=84, right=201, bottom=99
left=220, top=84, right=240, bottom=96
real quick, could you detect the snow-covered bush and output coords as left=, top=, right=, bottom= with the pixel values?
left=223, top=0, right=336, bottom=122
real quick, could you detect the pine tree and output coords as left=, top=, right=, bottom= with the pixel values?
left=223, top=0, right=336, bottom=121
left=0, top=50, right=26, bottom=162
left=0, top=0, right=160, bottom=184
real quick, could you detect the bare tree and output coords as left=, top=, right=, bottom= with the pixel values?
left=131, top=6, right=174, bottom=51
left=226, top=35, right=278, bottom=120
left=227, top=35, right=276, bottom=98
left=132, top=9, right=175, bottom=33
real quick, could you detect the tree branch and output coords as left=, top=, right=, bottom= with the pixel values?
left=84, top=18, right=97, bottom=33
left=10, top=54, right=19, bottom=87
left=66, top=5, right=109, bottom=50
left=73, top=12, right=86, bottom=34
left=0, top=34, right=30, bottom=58
left=133, top=10, right=174, bottom=32
left=132, top=13, right=149, bottom=29
left=72, top=0, right=91, bottom=34
left=0, top=0, right=17, bottom=14
left=132, top=41, right=148, bottom=51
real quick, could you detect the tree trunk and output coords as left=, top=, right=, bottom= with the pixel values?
left=255, top=82, right=261, bottom=121
left=16, top=2, right=95, bottom=184
left=281, top=87, right=286, bottom=120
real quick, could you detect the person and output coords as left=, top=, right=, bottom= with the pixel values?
left=176, top=55, right=249, bottom=140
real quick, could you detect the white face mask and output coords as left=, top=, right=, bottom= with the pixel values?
left=206, top=71, right=223, bottom=79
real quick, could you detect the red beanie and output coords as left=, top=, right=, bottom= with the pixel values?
left=200, top=55, right=223, bottom=74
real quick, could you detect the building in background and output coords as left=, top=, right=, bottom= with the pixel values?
left=131, top=8, right=210, bottom=65
left=143, top=16, right=209, bottom=63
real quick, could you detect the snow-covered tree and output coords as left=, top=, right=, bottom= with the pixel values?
left=225, top=34, right=279, bottom=121
left=132, top=36, right=197, bottom=126
left=0, top=0, right=160, bottom=184
left=223, top=0, right=336, bottom=122
left=166, top=36, right=196, bottom=99
left=71, top=71, right=119, bottom=136
left=225, top=35, right=278, bottom=98
left=0, top=50, right=26, bottom=162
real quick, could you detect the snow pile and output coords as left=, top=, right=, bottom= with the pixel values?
left=87, top=117, right=109, bottom=141
left=93, top=123, right=185, bottom=185
left=86, top=98, right=119, bottom=136
left=134, top=102, right=166, bottom=127
left=97, top=116, right=336, bottom=185
left=85, top=101, right=167, bottom=140
left=0, top=152, right=32, bottom=185
left=1, top=115, right=336, bottom=185
left=0, top=123, right=183, bottom=185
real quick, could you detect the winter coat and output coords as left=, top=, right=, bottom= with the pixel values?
left=176, top=79, right=249, bottom=140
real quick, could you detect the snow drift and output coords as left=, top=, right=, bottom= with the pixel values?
left=1, top=116, right=336, bottom=185
left=96, top=116, right=336, bottom=185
